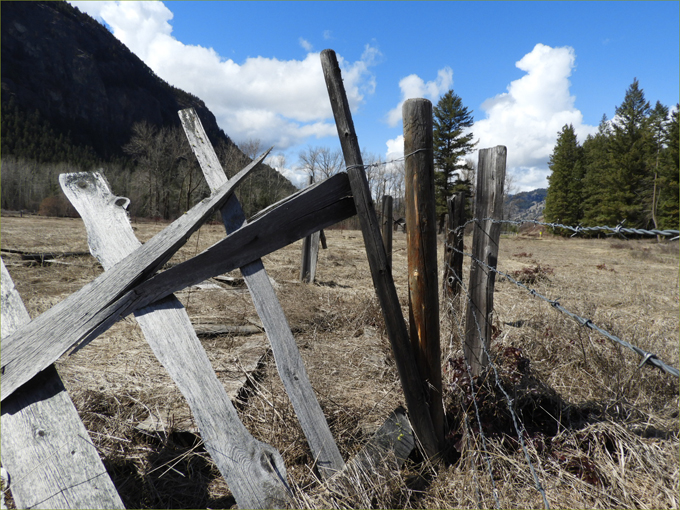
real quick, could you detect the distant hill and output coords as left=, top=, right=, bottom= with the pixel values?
left=504, top=188, right=546, bottom=221
left=1, top=1, right=296, bottom=217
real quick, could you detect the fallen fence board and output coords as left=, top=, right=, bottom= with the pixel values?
left=1, top=151, right=269, bottom=401
left=180, top=107, right=345, bottom=479
left=1, top=260, right=124, bottom=510
left=61, top=171, right=291, bottom=509
left=2, top=172, right=354, bottom=402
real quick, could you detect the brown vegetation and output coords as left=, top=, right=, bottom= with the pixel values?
left=1, top=215, right=678, bottom=509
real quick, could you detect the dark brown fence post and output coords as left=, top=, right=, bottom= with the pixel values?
left=403, top=98, right=444, bottom=449
left=301, top=176, right=321, bottom=283
left=381, top=195, right=393, bottom=268
left=464, top=146, right=507, bottom=377
left=443, top=192, right=466, bottom=303
left=320, top=48, right=440, bottom=461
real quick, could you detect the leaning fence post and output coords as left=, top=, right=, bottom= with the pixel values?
left=403, top=98, right=444, bottom=449
left=301, top=176, right=321, bottom=283
left=464, top=146, right=507, bottom=377
left=443, top=192, right=466, bottom=304
left=320, top=48, right=440, bottom=461
left=381, top=195, right=393, bottom=268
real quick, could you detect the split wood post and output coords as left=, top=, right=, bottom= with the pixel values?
left=464, top=146, right=507, bottom=377
left=1, top=260, right=124, bottom=510
left=301, top=175, right=322, bottom=283
left=179, top=108, right=345, bottom=479
left=320, top=48, right=440, bottom=461
left=1, top=151, right=269, bottom=401
left=381, top=195, right=393, bottom=269
left=60, top=172, right=291, bottom=509
left=443, top=192, right=466, bottom=303
left=402, top=98, right=444, bottom=449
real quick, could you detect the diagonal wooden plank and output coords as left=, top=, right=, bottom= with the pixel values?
left=179, top=108, right=345, bottom=479
left=1, top=260, right=125, bottom=510
left=61, top=172, right=291, bottom=509
left=1, top=174, right=356, bottom=402
left=320, top=48, right=441, bottom=460
left=1, top=151, right=269, bottom=401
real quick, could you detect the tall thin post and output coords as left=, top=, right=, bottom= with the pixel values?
left=443, top=192, right=466, bottom=303
left=464, top=146, right=507, bottom=377
left=320, top=49, right=440, bottom=460
left=300, top=176, right=321, bottom=283
left=403, top=98, right=444, bottom=448
left=381, top=195, right=393, bottom=268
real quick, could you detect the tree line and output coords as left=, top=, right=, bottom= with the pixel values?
left=545, top=79, right=679, bottom=233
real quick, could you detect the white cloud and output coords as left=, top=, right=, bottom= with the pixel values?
left=69, top=1, right=378, bottom=150
left=299, top=38, right=313, bottom=52
left=473, top=43, right=596, bottom=191
left=385, top=135, right=404, bottom=161
left=386, top=67, right=453, bottom=127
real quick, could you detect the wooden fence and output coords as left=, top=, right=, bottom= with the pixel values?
left=0, top=49, right=506, bottom=508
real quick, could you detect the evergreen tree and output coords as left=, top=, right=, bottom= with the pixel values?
left=581, top=115, right=614, bottom=227
left=656, top=106, right=679, bottom=229
left=433, top=90, right=477, bottom=223
left=607, top=78, right=652, bottom=227
left=544, top=124, right=584, bottom=231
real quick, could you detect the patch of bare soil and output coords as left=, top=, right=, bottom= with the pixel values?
left=1, top=215, right=678, bottom=509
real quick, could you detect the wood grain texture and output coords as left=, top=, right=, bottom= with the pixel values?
left=2, top=151, right=269, bottom=401
left=180, top=108, right=345, bottom=479
left=2, top=172, right=354, bottom=405
left=1, top=260, right=124, bottom=510
left=443, top=192, right=466, bottom=302
left=61, top=171, right=291, bottom=509
left=320, top=49, right=440, bottom=461
left=464, top=146, right=507, bottom=377
left=403, top=98, right=444, bottom=449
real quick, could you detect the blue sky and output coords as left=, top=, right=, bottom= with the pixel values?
left=71, top=1, right=679, bottom=191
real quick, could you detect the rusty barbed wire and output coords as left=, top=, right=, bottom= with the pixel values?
left=453, top=218, right=680, bottom=239
left=446, top=245, right=679, bottom=378
left=447, top=268, right=551, bottom=509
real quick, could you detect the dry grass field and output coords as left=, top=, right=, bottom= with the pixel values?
left=1, top=214, right=678, bottom=509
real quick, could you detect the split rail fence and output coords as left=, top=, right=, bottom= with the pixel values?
left=0, top=49, right=431, bottom=509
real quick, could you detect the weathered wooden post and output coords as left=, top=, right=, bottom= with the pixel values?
left=443, top=192, right=466, bottom=303
left=403, top=98, right=444, bottom=449
left=464, top=146, right=507, bottom=377
left=320, top=48, right=440, bottom=460
left=381, top=195, right=393, bottom=268
left=301, top=176, right=321, bottom=283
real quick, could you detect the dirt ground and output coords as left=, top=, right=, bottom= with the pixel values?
left=1, top=214, right=678, bottom=509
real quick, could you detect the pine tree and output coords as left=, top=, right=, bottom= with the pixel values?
left=544, top=124, right=584, bottom=231
left=608, top=78, right=652, bottom=227
left=656, top=106, right=679, bottom=229
left=581, top=115, right=613, bottom=227
left=433, top=90, right=477, bottom=223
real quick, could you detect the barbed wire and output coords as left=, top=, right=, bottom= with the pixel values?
left=345, top=148, right=431, bottom=173
left=446, top=297, right=501, bottom=509
left=453, top=218, right=680, bottom=240
left=447, top=269, right=551, bottom=509
left=447, top=246, right=679, bottom=378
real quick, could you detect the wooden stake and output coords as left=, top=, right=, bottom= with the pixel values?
left=381, top=195, right=393, bottom=269
left=403, top=98, right=444, bottom=448
left=464, top=146, right=507, bottom=377
left=320, top=49, right=440, bottom=460
left=443, top=192, right=466, bottom=302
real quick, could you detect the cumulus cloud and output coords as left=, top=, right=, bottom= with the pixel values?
left=386, top=67, right=453, bottom=127
left=70, top=1, right=378, bottom=150
left=472, top=43, right=596, bottom=191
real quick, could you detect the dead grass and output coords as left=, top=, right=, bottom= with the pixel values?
left=1, top=215, right=678, bottom=509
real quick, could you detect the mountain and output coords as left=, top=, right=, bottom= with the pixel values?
left=1, top=1, right=296, bottom=217
left=503, top=188, right=546, bottom=221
